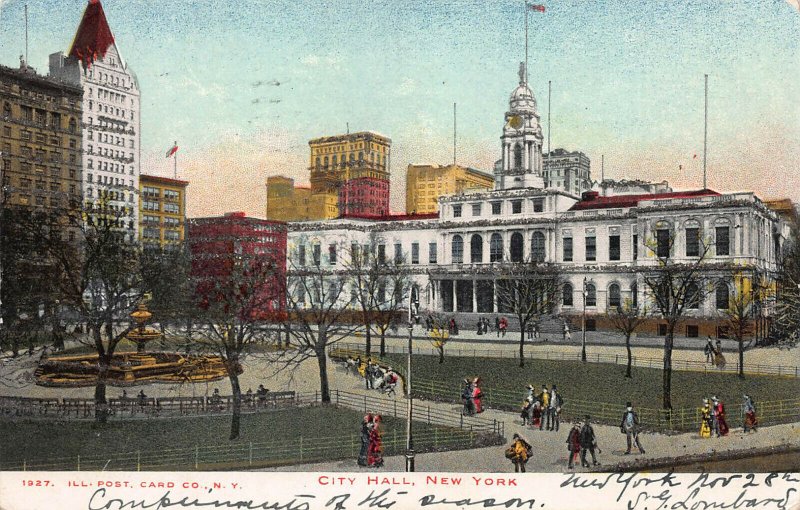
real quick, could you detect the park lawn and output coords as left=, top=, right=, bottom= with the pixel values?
left=383, top=353, right=800, bottom=413
left=0, top=405, right=490, bottom=471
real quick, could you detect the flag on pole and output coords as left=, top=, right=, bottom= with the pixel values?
left=166, top=142, right=178, bottom=158
left=693, top=154, right=698, bottom=159
left=529, top=4, right=546, bottom=12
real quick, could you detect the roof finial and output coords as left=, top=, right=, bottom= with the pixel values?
left=518, top=61, right=526, bottom=85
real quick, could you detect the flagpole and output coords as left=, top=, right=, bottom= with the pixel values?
left=173, top=140, right=177, bottom=179
left=703, top=74, right=708, bottom=190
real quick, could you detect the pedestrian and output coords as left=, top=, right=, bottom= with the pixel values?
left=539, top=385, right=550, bottom=430
left=715, top=338, right=722, bottom=354
left=495, top=316, right=501, bottom=337
left=476, top=319, right=484, bottom=336
left=506, top=433, right=532, bottom=473
left=365, top=360, right=375, bottom=389
left=526, top=322, right=534, bottom=340
left=699, top=398, right=712, bottom=438
left=245, top=388, right=254, bottom=407
left=367, top=414, right=384, bottom=468
left=499, top=317, right=508, bottom=337
left=461, top=379, right=474, bottom=416
left=566, top=420, right=581, bottom=469
left=257, top=384, right=269, bottom=406
left=472, top=377, right=484, bottom=414
left=452, top=318, right=459, bottom=335
left=712, top=396, right=729, bottom=437
left=533, top=322, right=540, bottom=342
left=530, top=399, right=542, bottom=429
left=521, top=398, right=533, bottom=426
left=704, top=337, right=714, bottom=363
left=138, top=389, right=148, bottom=407
left=358, top=414, right=371, bottom=467
left=548, top=385, right=562, bottom=431
left=564, top=321, right=571, bottom=342
left=580, top=415, right=599, bottom=467
left=620, top=402, right=645, bottom=454
left=743, top=394, right=758, bottom=433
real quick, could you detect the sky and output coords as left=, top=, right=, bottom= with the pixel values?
left=1, top=0, right=798, bottom=217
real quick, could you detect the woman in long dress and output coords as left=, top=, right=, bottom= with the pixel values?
left=472, top=377, right=484, bottom=414
left=358, top=414, right=371, bottom=467
left=699, top=399, right=712, bottom=438
left=743, top=394, right=758, bottom=433
left=714, top=399, right=729, bottom=436
left=367, top=414, right=384, bottom=467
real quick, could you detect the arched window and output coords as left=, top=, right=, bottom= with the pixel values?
left=490, top=233, right=503, bottom=262
left=349, top=153, right=355, bottom=163
left=323, top=156, right=328, bottom=168
left=315, top=156, right=321, bottom=168
left=470, top=234, right=483, bottom=263
left=585, top=283, right=597, bottom=307
left=2, top=103, right=10, bottom=118
left=686, top=282, right=700, bottom=309
left=531, top=232, right=545, bottom=262
left=510, top=232, right=524, bottom=262
left=563, top=283, right=574, bottom=307
left=69, top=118, right=77, bottom=133
left=608, top=283, right=621, bottom=309
left=631, top=283, right=638, bottom=308
left=358, top=152, right=364, bottom=161
left=513, top=143, right=522, bottom=169
left=716, top=281, right=730, bottom=310
left=332, top=155, right=337, bottom=166
left=452, top=235, right=464, bottom=264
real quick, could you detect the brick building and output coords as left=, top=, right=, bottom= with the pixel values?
left=139, top=174, right=189, bottom=250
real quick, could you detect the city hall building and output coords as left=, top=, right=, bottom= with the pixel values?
left=285, top=64, right=789, bottom=339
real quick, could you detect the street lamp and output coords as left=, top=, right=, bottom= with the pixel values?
left=582, top=277, right=588, bottom=363
left=405, top=286, right=419, bottom=472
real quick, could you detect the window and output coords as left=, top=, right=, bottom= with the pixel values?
left=608, top=283, right=621, bottom=309
left=143, top=200, right=159, bottom=211
left=452, top=235, right=464, bottom=264
left=585, top=236, right=596, bottom=261
left=533, top=198, right=544, bottom=212
left=489, top=233, right=503, bottom=262
left=312, top=244, right=321, bottom=266
left=716, top=226, right=730, bottom=256
left=633, top=234, right=638, bottom=260
left=716, top=282, right=730, bottom=310
left=609, top=235, right=620, bottom=261
left=428, top=242, right=437, bottom=264
left=563, top=237, right=573, bottom=261
left=686, top=282, right=700, bottom=309
left=585, top=283, right=597, bottom=307
left=510, top=232, right=524, bottom=262
left=298, top=245, right=306, bottom=266
left=631, top=283, right=638, bottom=308
left=686, top=227, right=700, bottom=257
left=562, top=283, right=573, bottom=306
left=513, top=143, right=522, bottom=169
left=531, top=232, right=545, bottom=262
left=394, top=243, right=403, bottom=264
left=472, top=203, right=481, bottom=216
left=470, top=234, right=483, bottom=263
left=328, top=244, right=337, bottom=265
left=656, top=229, right=671, bottom=258
left=511, top=200, right=522, bottom=214
left=163, top=203, right=179, bottom=214
left=491, top=201, right=501, bottom=215
left=411, top=242, right=420, bottom=264
left=377, top=244, right=386, bottom=264
left=586, top=319, right=596, bottom=331
left=686, top=325, right=699, bottom=338
left=453, top=204, right=462, bottom=218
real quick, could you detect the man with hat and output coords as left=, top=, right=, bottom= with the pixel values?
left=580, top=415, right=599, bottom=467
left=620, top=402, right=645, bottom=454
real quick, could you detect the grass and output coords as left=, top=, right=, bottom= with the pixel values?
left=0, top=406, right=497, bottom=471
left=383, top=353, right=800, bottom=414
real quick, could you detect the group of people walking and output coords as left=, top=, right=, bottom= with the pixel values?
left=507, top=414, right=600, bottom=472
left=699, top=396, right=731, bottom=438
left=344, top=356, right=399, bottom=397
left=703, top=337, right=727, bottom=368
left=520, top=384, right=563, bottom=431
left=461, top=377, right=484, bottom=415
left=357, top=413, right=384, bottom=468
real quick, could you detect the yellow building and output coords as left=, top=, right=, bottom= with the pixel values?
left=308, top=132, right=391, bottom=193
left=406, top=164, right=495, bottom=214
left=139, top=174, right=188, bottom=249
left=266, top=175, right=337, bottom=221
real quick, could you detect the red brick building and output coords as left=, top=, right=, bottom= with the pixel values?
left=188, top=212, right=287, bottom=320
left=338, top=176, right=390, bottom=216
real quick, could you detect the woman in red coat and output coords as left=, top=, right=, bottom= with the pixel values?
left=367, top=414, right=384, bottom=467
left=714, top=398, right=729, bottom=436
left=472, top=377, right=484, bottom=413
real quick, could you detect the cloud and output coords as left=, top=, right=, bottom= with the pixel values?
left=176, top=74, right=227, bottom=101
left=396, top=78, right=417, bottom=96
left=300, top=54, right=343, bottom=69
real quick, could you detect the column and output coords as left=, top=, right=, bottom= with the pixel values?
left=472, top=280, right=478, bottom=314
left=493, top=281, right=498, bottom=313
left=522, top=139, right=528, bottom=171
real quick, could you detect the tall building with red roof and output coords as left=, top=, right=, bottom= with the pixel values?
left=49, top=0, right=141, bottom=242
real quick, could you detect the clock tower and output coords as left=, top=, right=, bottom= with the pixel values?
left=496, top=62, right=544, bottom=190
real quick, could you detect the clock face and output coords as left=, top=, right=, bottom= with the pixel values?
left=508, top=115, right=523, bottom=130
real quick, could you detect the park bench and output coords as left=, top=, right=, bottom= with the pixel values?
left=155, top=396, right=206, bottom=414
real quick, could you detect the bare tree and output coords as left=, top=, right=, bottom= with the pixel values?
left=495, top=259, right=562, bottom=367
left=642, top=231, right=712, bottom=410
left=190, top=242, right=284, bottom=440
left=426, top=312, right=451, bottom=364
left=605, top=298, right=649, bottom=378
left=280, top=243, right=356, bottom=403
left=720, top=273, right=759, bottom=379
left=775, top=235, right=800, bottom=348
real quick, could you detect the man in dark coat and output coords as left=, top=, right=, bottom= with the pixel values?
left=580, top=415, right=599, bottom=467
left=358, top=414, right=371, bottom=467
left=620, top=402, right=645, bottom=454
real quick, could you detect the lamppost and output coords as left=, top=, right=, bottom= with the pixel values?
left=581, top=277, right=587, bottom=362
left=406, top=286, right=419, bottom=472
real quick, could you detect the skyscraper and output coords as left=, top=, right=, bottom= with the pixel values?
left=49, top=0, right=141, bottom=241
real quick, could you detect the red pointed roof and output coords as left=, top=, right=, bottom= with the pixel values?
left=570, top=189, right=720, bottom=211
left=68, top=0, right=115, bottom=69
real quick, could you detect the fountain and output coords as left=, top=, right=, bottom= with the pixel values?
left=34, top=302, right=238, bottom=387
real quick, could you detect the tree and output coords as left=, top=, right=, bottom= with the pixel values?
left=495, top=259, right=562, bottom=367
left=605, top=298, right=648, bottom=378
left=280, top=243, right=356, bottom=403
left=720, top=272, right=765, bottom=379
left=426, top=312, right=450, bottom=364
left=190, top=241, right=284, bottom=440
left=642, top=230, right=712, bottom=410
left=775, top=235, right=800, bottom=347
